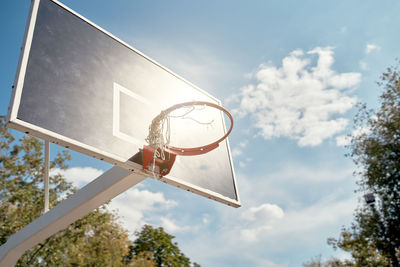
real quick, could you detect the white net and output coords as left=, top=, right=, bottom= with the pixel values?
left=145, top=104, right=214, bottom=160
left=145, top=110, right=170, bottom=160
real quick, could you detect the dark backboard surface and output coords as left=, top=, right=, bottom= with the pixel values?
left=8, top=0, right=240, bottom=207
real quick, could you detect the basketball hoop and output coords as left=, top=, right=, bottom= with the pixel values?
left=142, top=101, right=233, bottom=176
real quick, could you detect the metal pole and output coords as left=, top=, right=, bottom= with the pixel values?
left=43, top=140, right=49, bottom=213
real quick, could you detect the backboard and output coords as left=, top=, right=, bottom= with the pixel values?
left=7, top=0, right=240, bottom=207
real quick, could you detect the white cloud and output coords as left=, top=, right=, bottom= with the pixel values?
left=160, top=217, right=181, bottom=232
left=336, top=135, right=351, bottom=147
left=282, top=194, right=356, bottom=233
left=232, top=46, right=361, bottom=147
left=184, top=192, right=356, bottom=265
left=235, top=193, right=356, bottom=247
left=240, top=226, right=273, bottom=242
left=336, top=125, right=371, bottom=147
left=202, top=213, right=210, bottom=225
left=365, top=43, right=381, bottom=54
left=232, top=148, right=242, bottom=157
left=110, top=188, right=178, bottom=234
left=231, top=139, right=249, bottom=158
left=51, top=167, right=104, bottom=187
left=160, top=217, right=192, bottom=233
left=239, top=140, right=248, bottom=148
left=240, top=203, right=284, bottom=242
left=177, top=162, right=356, bottom=266
left=353, top=125, right=371, bottom=137
left=242, top=203, right=284, bottom=222
left=360, top=43, right=381, bottom=71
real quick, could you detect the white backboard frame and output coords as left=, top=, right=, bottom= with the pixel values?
left=7, top=0, right=240, bottom=208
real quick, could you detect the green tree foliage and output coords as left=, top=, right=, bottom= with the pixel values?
left=0, top=116, right=197, bottom=266
left=0, top=116, right=138, bottom=266
left=327, top=64, right=400, bottom=266
left=327, top=224, right=391, bottom=267
left=126, top=224, right=199, bottom=267
left=303, top=254, right=351, bottom=267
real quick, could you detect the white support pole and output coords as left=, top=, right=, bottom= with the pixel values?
left=43, top=140, right=50, bottom=213
left=0, top=166, right=146, bottom=266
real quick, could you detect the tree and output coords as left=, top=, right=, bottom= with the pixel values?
left=302, top=254, right=351, bottom=267
left=328, top=63, right=400, bottom=266
left=126, top=224, right=199, bottom=267
left=0, top=116, right=131, bottom=266
left=0, top=116, right=197, bottom=266
left=327, top=224, right=391, bottom=266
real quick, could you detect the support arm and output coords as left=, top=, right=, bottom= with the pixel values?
left=0, top=166, right=146, bottom=266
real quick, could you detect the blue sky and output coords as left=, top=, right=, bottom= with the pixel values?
left=1, top=1, right=399, bottom=266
